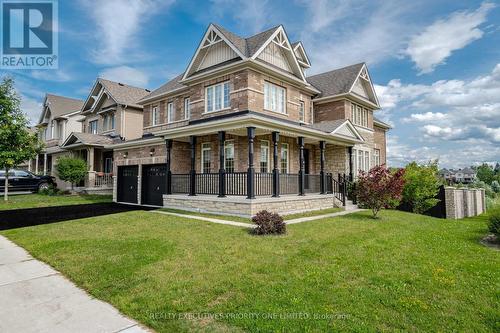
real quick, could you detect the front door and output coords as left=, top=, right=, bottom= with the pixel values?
left=142, top=164, right=166, bottom=206
left=117, top=166, right=138, bottom=203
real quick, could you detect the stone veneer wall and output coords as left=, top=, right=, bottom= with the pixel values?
left=163, top=194, right=341, bottom=218
left=443, top=187, right=485, bottom=219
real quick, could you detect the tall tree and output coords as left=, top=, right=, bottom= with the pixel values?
left=0, top=76, right=42, bottom=201
left=476, top=163, right=495, bottom=184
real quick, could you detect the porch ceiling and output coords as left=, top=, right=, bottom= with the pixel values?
left=157, top=111, right=363, bottom=146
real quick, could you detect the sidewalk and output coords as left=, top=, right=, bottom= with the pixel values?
left=0, top=235, right=149, bottom=333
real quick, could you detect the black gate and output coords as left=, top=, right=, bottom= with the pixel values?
left=142, top=164, right=166, bottom=206
left=117, top=166, right=138, bottom=204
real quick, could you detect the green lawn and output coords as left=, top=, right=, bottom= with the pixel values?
left=2, top=210, right=499, bottom=332
left=0, top=194, right=112, bottom=210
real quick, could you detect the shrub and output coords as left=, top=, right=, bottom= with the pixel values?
left=356, top=165, right=405, bottom=218
left=39, top=186, right=61, bottom=196
left=491, top=181, right=500, bottom=194
left=56, top=157, right=87, bottom=190
left=402, top=161, right=441, bottom=214
left=252, top=210, right=286, bottom=235
left=488, top=206, right=500, bottom=236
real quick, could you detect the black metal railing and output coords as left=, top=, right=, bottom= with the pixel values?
left=226, top=172, right=247, bottom=196
left=332, top=178, right=346, bottom=206
left=171, top=174, right=190, bottom=194
left=196, top=173, right=219, bottom=195
left=255, top=173, right=273, bottom=196
left=279, top=173, right=299, bottom=195
left=338, top=173, right=357, bottom=205
left=326, top=173, right=333, bottom=193
left=305, top=174, right=321, bottom=193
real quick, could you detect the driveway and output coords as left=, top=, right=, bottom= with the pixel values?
left=0, top=235, right=149, bottom=333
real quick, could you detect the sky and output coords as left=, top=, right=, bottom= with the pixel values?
left=2, top=0, right=499, bottom=168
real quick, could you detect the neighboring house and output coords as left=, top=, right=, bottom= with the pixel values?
left=59, top=78, right=151, bottom=193
left=31, top=94, right=84, bottom=188
left=439, top=168, right=477, bottom=184
left=110, top=23, right=391, bottom=216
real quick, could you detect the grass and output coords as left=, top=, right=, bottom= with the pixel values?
left=2, top=210, right=499, bottom=332
left=159, top=207, right=343, bottom=223
left=0, top=194, right=112, bottom=211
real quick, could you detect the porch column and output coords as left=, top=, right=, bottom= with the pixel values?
left=165, top=139, right=172, bottom=195
left=43, top=153, right=47, bottom=175
left=348, top=147, right=354, bottom=181
left=189, top=136, right=196, bottom=196
left=319, top=141, right=326, bottom=194
left=87, top=147, right=95, bottom=188
left=28, top=159, right=32, bottom=172
left=298, top=137, right=305, bottom=196
left=246, top=127, right=255, bottom=199
left=218, top=131, right=226, bottom=198
left=35, top=155, right=39, bottom=174
left=272, top=131, right=280, bottom=197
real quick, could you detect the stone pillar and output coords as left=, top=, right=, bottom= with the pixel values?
left=246, top=127, right=255, bottom=199
left=298, top=136, right=305, bottom=196
left=272, top=131, right=280, bottom=197
left=189, top=136, right=196, bottom=196
left=165, top=139, right=172, bottom=195
left=218, top=131, right=226, bottom=198
left=319, top=141, right=326, bottom=194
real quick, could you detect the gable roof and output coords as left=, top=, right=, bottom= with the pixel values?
left=61, top=132, right=123, bottom=148
left=139, top=74, right=186, bottom=103
left=373, top=117, right=392, bottom=129
left=306, top=63, right=364, bottom=98
left=307, top=119, right=364, bottom=141
left=97, top=78, right=150, bottom=108
left=38, top=94, right=84, bottom=124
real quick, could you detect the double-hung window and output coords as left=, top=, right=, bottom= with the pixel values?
left=260, top=140, right=270, bottom=173
left=281, top=143, right=289, bottom=174
left=206, top=82, right=230, bottom=112
left=89, top=120, right=98, bottom=134
left=103, top=115, right=108, bottom=131
left=299, top=101, right=305, bottom=122
left=167, top=102, right=174, bottom=123
left=152, top=106, right=159, bottom=126
left=264, top=82, right=286, bottom=114
left=224, top=140, right=235, bottom=173
left=201, top=143, right=211, bottom=173
left=351, top=103, right=369, bottom=127
left=110, top=113, right=115, bottom=129
left=184, top=97, right=190, bottom=119
left=352, top=148, right=371, bottom=177
left=374, top=149, right=380, bottom=166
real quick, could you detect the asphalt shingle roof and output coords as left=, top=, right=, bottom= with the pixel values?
left=45, top=94, right=84, bottom=117
left=98, top=78, right=150, bottom=108
left=307, top=119, right=346, bottom=133
left=306, top=63, right=364, bottom=98
left=66, top=132, right=123, bottom=146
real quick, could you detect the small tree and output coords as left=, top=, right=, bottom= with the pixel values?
left=356, top=165, right=405, bottom=218
left=402, top=161, right=441, bottom=214
left=491, top=180, right=500, bottom=194
left=0, top=76, right=42, bottom=201
left=55, top=157, right=87, bottom=191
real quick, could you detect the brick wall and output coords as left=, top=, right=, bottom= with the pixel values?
left=374, top=126, right=387, bottom=164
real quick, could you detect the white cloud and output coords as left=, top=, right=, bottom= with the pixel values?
left=99, top=66, right=149, bottom=87
left=405, top=2, right=495, bottom=74
left=20, top=95, right=43, bottom=126
left=31, top=70, right=72, bottom=82
left=402, top=112, right=447, bottom=123
left=80, top=0, right=175, bottom=65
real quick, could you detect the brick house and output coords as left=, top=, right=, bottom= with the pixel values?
left=111, top=24, right=391, bottom=216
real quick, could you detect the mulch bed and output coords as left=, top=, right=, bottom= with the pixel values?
left=0, top=203, right=155, bottom=231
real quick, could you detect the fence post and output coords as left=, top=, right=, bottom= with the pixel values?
left=342, top=181, right=346, bottom=206
left=319, top=141, right=326, bottom=194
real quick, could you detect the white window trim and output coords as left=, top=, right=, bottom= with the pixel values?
left=224, top=140, right=235, bottom=172
left=352, top=147, right=371, bottom=177
left=264, top=81, right=287, bottom=114
left=281, top=143, right=289, bottom=174
left=167, top=102, right=174, bottom=123
left=205, top=81, right=230, bottom=113
left=184, top=97, right=190, bottom=120
left=298, top=100, right=305, bottom=122
left=201, top=142, right=211, bottom=173
left=260, top=140, right=270, bottom=173
left=152, top=105, right=159, bottom=126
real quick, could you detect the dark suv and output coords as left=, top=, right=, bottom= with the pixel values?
left=0, top=170, right=56, bottom=192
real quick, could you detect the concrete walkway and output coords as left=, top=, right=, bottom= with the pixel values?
left=0, top=235, right=149, bottom=333
left=153, top=208, right=365, bottom=228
